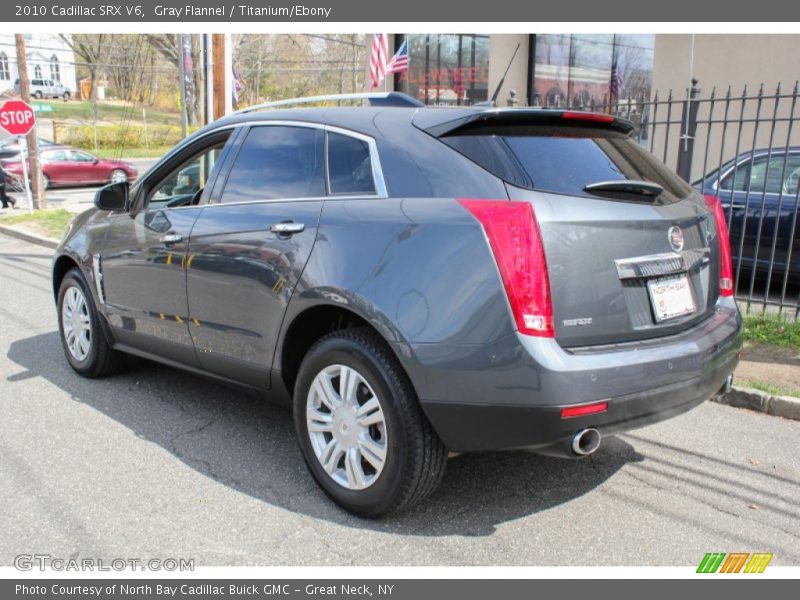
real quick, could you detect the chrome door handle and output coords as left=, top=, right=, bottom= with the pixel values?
left=159, top=233, right=183, bottom=244
left=270, top=222, right=305, bottom=235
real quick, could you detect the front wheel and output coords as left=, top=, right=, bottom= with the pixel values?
left=57, top=267, right=125, bottom=378
left=63, top=91, right=71, bottom=101
left=109, top=169, right=128, bottom=184
left=293, top=328, right=447, bottom=517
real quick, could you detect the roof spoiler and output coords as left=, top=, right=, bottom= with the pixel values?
left=418, top=109, right=635, bottom=137
left=233, top=91, right=424, bottom=115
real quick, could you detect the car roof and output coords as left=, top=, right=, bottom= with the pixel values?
left=208, top=105, right=634, bottom=140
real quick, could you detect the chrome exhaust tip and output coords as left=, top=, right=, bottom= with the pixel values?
left=724, top=374, right=734, bottom=394
left=571, top=428, right=602, bottom=456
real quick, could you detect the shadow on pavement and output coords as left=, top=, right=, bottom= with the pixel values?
left=8, top=330, right=643, bottom=536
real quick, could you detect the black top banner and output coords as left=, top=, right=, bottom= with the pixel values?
left=3, top=0, right=800, bottom=22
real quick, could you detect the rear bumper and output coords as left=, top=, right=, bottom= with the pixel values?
left=402, top=300, right=742, bottom=452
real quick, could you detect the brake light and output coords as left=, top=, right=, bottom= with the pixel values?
left=561, top=401, right=608, bottom=419
left=458, top=199, right=554, bottom=337
left=561, top=111, right=615, bottom=124
left=704, top=194, right=734, bottom=297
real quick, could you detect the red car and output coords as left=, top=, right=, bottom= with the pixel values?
left=1, top=146, right=137, bottom=189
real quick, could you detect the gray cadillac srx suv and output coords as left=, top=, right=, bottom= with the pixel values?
left=52, top=92, right=742, bottom=516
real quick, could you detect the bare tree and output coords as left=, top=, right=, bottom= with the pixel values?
left=144, top=34, right=203, bottom=125
left=58, top=34, right=108, bottom=101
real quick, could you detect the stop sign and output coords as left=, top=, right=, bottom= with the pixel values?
left=0, top=99, right=36, bottom=136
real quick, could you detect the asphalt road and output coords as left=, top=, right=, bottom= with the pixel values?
left=1, top=232, right=799, bottom=567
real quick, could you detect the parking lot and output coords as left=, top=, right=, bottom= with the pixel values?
left=1, top=232, right=799, bottom=566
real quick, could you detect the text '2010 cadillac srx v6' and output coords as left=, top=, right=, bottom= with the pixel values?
left=52, top=92, right=742, bottom=516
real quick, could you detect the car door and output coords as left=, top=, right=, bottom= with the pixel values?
left=98, top=130, right=236, bottom=366
left=185, top=123, right=328, bottom=388
left=65, top=150, right=102, bottom=185
left=717, top=152, right=800, bottom=281
left=40, top=149, right=70, bottom=185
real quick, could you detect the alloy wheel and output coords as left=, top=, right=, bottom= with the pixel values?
left=306, top=364, right=387, bottom=490
left=61, top=285, right=92, bottom=362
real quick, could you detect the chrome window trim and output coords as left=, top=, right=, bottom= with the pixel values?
left=138, top=119, right=389, bottom=213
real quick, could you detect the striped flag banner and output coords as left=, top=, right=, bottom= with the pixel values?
left=370, top=33, right=389, bottom=89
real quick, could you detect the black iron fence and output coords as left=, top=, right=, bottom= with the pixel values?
left=553, top=81, right=800, bottom=320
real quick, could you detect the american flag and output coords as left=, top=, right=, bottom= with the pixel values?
left=610, top=58, right=624, bottom=99
left=386, top=40, right=409, bottom=76
left=369, top=33, right=389, bottom=89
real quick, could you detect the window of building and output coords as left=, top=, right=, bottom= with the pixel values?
left=0, top=52, right=9, bottom=81
left=50, top=55, right=60, bottom=82
left=530, top=34, right=654, bottom=109
left=394, top=34, right=490, bottom=106
left=34, top=64, right=42, bottom=79
left=221, top=125, right=325, bottom=203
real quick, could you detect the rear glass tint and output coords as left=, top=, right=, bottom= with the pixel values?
left=442, top=125, right=692, bottom=203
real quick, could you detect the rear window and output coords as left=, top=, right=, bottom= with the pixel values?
left=442, top=125, right=692, bottom=203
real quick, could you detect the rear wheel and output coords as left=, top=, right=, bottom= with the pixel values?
left=62, top=91, right=70, bottom=101
left=109, top=169, right=128, bottom=184
left=34, top=90, right=43, bottom=99
left=293, top=328, right=447, bottom=517
left=57, top=267, right=125, bottom=378
left=42, top=174, right=50, bottom=190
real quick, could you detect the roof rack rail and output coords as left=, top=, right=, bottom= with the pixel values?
left=233, top=92, right=424, bottom=115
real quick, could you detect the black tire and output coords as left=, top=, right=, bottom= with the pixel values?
left=293, top=328, right=447, bottom=517
left=34, top=91, right=43, bottom=99
left=63, top=91, right=70, bottom=101
left=57, top=267, right=125, bottom=378
left=42, top=174, right=50, bottom=190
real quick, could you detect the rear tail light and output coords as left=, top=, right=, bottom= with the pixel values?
left=458, top=199, right=554, bottom=337
left=561, top=401, right=608, bottom=419
left=704, top=194, right=734, bottom=297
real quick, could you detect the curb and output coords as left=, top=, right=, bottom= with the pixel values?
left=0, top=224, right=59, bottom=249
left=713, top=385, right=800, bottom=421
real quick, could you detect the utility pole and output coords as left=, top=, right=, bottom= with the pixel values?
left=177, top=34, right=188, bottom=138
left=14, top=34, right=45, bottom=209
left=212, top=34, right=225, bottom=120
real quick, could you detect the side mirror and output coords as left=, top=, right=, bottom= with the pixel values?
left=94, top=181, right=128, bottom=211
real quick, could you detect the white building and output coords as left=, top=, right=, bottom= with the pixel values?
left=0, top=34, right=77, bottom=94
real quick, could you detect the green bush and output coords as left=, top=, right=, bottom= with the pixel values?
left=61, top=124, right=190, bottom=151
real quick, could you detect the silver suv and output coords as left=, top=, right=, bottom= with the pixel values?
left=15, top=78, right=71, bottom=100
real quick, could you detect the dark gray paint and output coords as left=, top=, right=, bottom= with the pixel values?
left=53, top=105, right=743, bottom=453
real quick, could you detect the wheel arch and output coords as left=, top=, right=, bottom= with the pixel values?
left=278, top=300, right=415, bottom=399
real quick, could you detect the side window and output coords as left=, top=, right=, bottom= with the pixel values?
left=327, top=132, right=375, bottom=195
left=68, top=150, right=95, bottom=163
left=149, top=144, right=225, bottom=209
left=221, top=125, right=325, bottom=203
left=721, top=155, right=800, bottom=194
left=42, top=150, right=67, bottom=162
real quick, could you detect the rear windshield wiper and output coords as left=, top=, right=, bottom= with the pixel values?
left=584, top=180, right=664, bottom=199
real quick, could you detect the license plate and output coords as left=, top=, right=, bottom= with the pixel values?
left=647, top=274, right=696, bottom=322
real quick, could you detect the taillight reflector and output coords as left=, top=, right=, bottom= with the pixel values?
left=704, top=194, right=734, bottom=297
left=561, top=111, right=615, bottom=124
left=561, top=402, right=608, bottom=419
left=458, top=199, right=554, bottom=337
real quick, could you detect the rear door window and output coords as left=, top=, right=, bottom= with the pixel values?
left=221, top=125, right=325, bottom=203
left=442, top=125, right=693, bottom=203
left=327, top=132, right=375, bottom=195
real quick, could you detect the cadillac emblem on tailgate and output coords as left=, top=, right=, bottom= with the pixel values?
left=668, top=225, right=685, bottom=252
